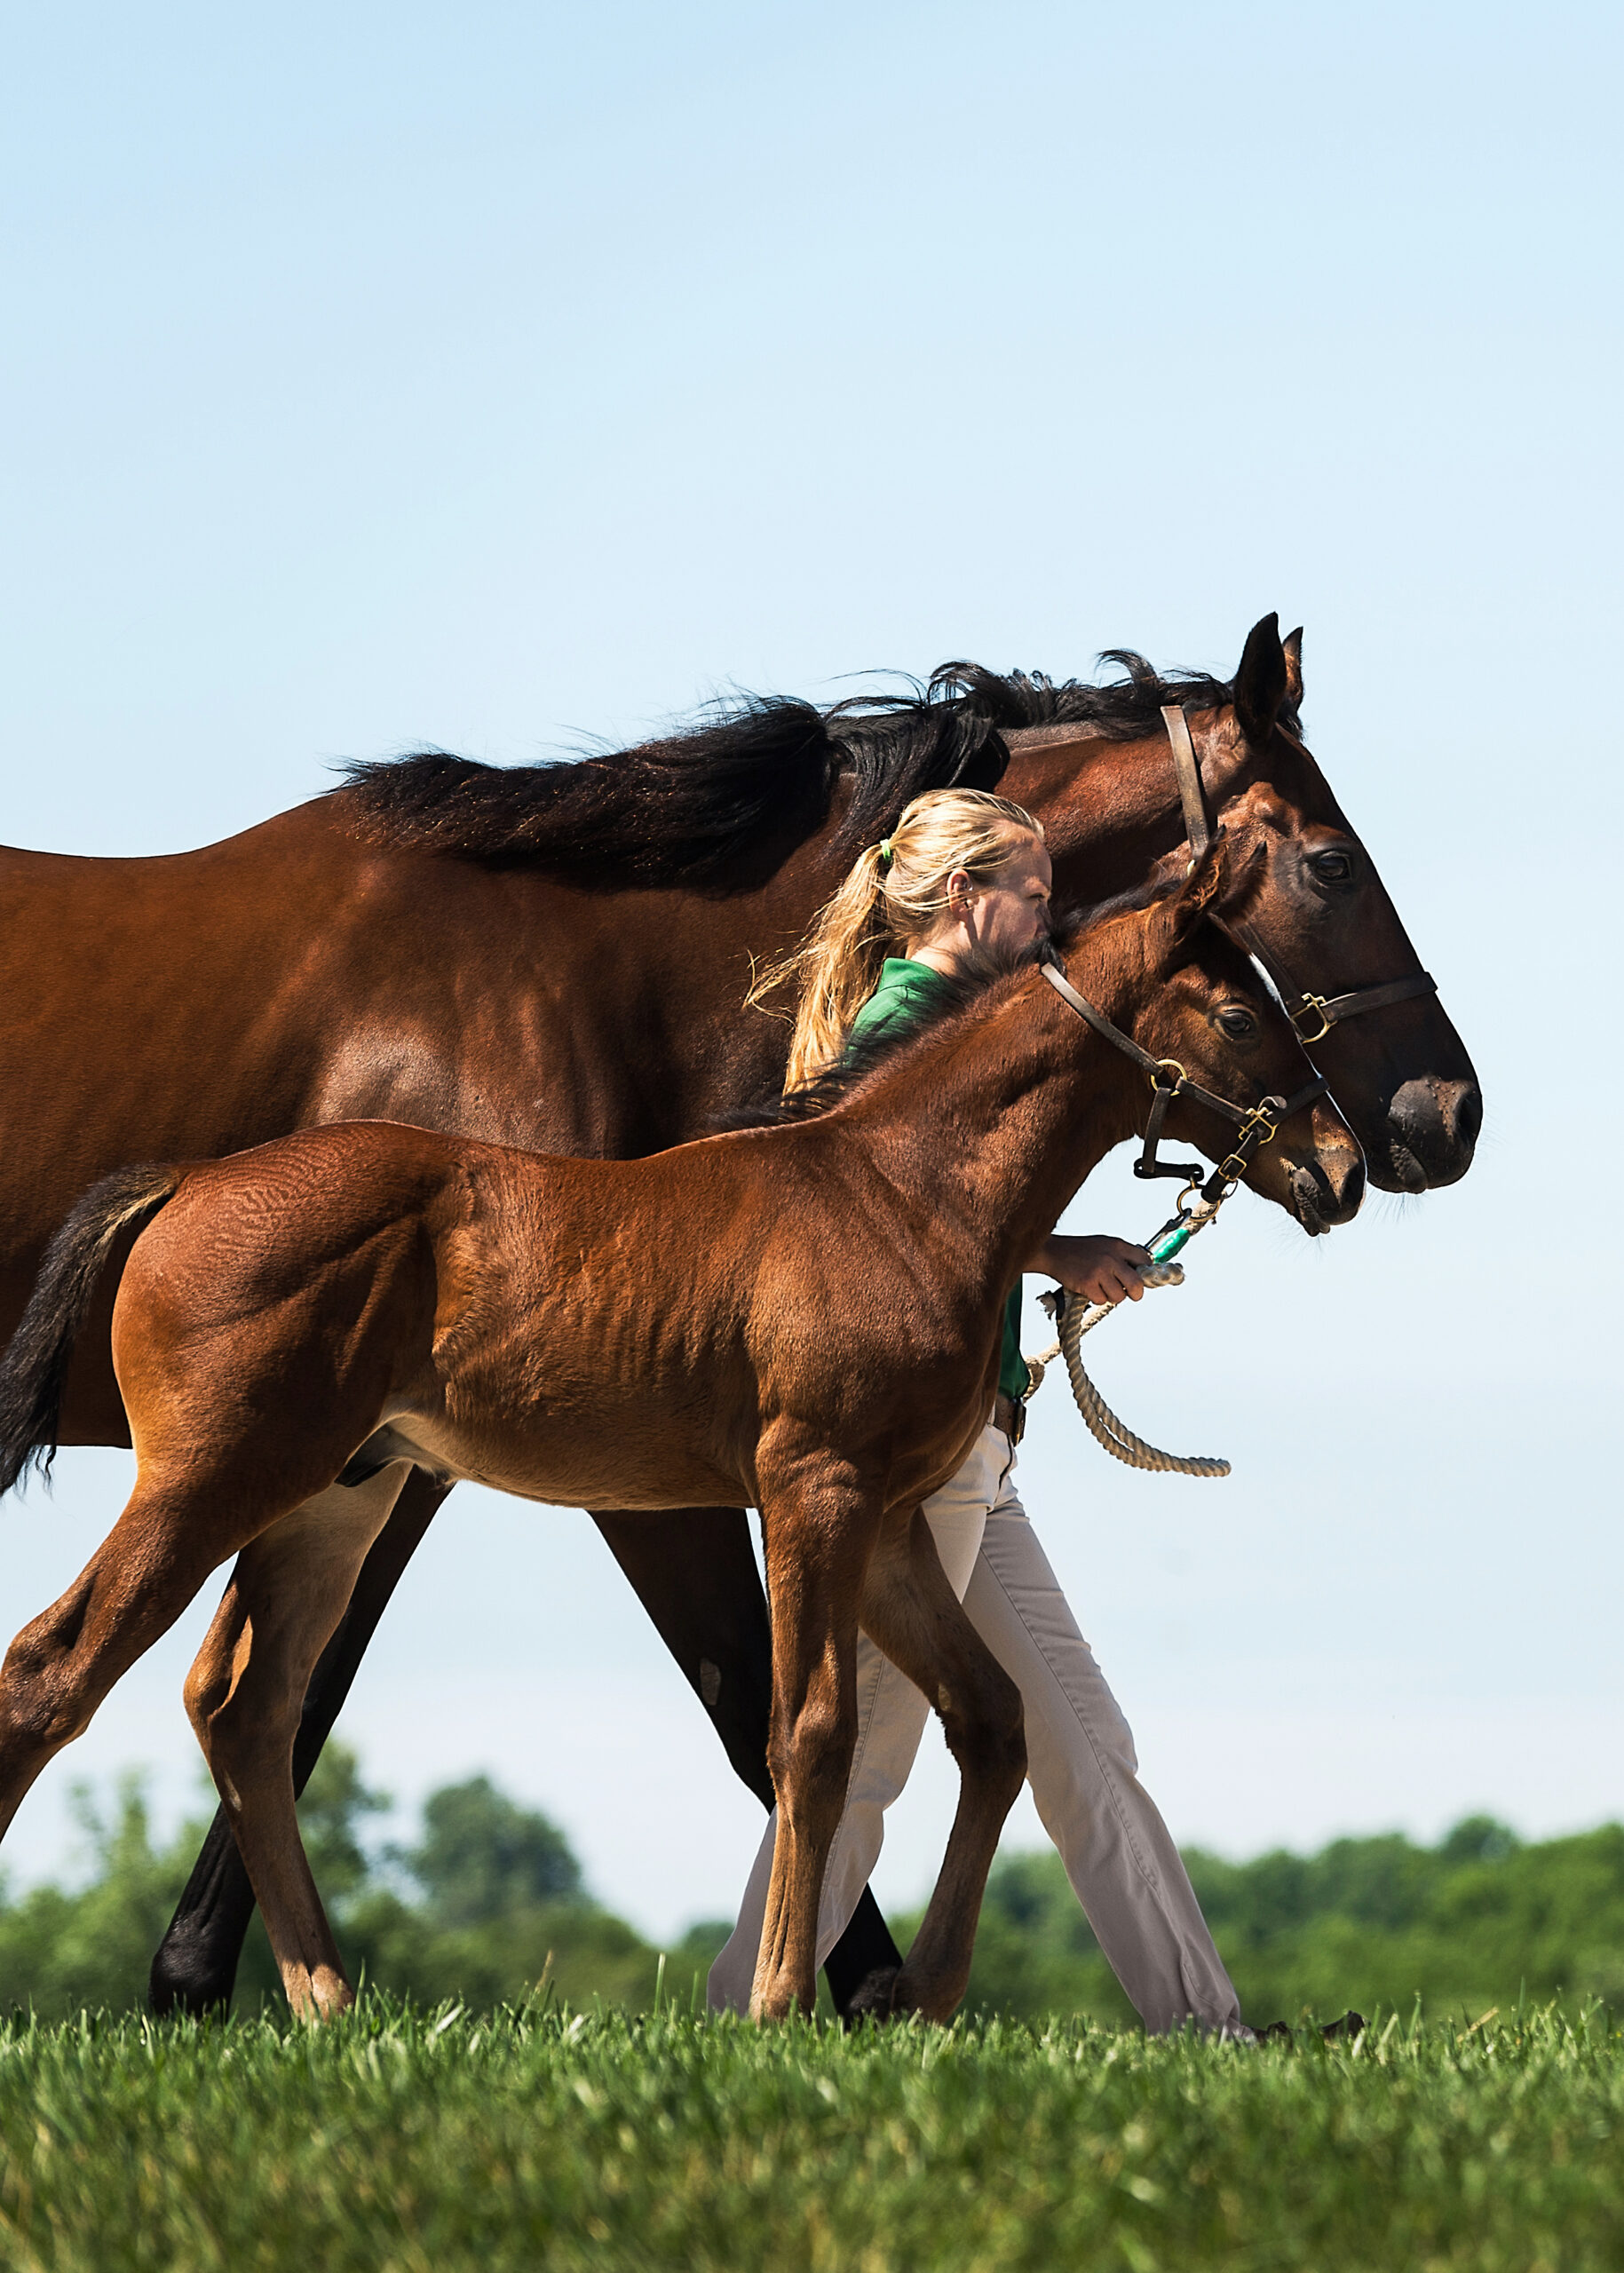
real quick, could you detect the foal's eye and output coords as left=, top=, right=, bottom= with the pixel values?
left=1309, top=848, right=1355, bottom=884
left=1216, top=1007, right=1258, bottom=1041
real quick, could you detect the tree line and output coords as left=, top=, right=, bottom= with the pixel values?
left=4, top=1746, right=1620, bottom=2026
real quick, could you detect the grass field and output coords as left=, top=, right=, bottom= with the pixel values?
left=0, top=2000, right=1619, bottom=2270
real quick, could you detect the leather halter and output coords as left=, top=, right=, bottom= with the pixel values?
left=1038, top=957, right=1327, bottom=1204
left=1159, top=704, right=1439, bottom=1045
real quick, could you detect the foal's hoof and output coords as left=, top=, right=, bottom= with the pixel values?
left=842, top=1966, right=909, bottom=2026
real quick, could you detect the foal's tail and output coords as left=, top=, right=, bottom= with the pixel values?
left=0, top=1163, right=187, bottom=1499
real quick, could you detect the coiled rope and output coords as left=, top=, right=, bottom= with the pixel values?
left=1022, top=1194, right=1232, bottom=1478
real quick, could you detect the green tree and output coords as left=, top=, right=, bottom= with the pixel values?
left=0, top=1746, right=669, bottom=2020
left=0, top=1775, right=191, bottom=2019
left=406, top=1776, right=582, bottom=1923
left=936, top=1816, right=1624, bottom=2028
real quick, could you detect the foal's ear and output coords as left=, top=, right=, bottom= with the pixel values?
left=1232, top=613, right=1289, bottom=745
left=1155, top=838, right=1226, bottom=962
left=1282, top=625, right=1304, bottom=711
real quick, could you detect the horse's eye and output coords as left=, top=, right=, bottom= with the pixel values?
left=1216, top=1007, right=1257, bottom=1041
left=1310, top=848, right=1355, bottom=884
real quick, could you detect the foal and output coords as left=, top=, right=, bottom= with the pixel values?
left=0, top=853, right=1360, bottom=2024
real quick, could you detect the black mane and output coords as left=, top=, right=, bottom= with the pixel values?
left=339, top=651, right=1274, bottom=891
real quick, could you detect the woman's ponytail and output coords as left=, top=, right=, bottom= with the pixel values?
left=748, top=787, right=1042, bottom=1090
left=767, top=843, right=891, bottom=1089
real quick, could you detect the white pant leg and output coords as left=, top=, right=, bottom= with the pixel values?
left=707, top=1422, right=1012, bottom=2013
left=963, top=1492, right=1242, bottom=2034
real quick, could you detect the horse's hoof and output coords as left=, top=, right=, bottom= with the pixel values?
left=1254, top=2011, right=1367, bottom=2045
left=842, top=1967, right=906, bottom=2025
left=148, top=1940, right=234, bottom=2020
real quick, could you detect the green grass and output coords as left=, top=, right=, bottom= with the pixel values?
left=0, top=2001, right=1620, bottom=2270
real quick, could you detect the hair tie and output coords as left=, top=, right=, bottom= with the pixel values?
left=877, top=837, right=894, bottom=868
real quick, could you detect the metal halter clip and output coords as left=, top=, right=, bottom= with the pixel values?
left=1216, top=1103, right=1280, bottom=1185
left=1291, top=994, right=1335, bottom=1045
left=1134, top=1062, right=1203, bottom=1184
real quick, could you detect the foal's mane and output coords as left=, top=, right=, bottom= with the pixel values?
left=728, top=946, right=1027, bottom=1130
left=721, top=888, right=1178, bottom=1132
left=339, top=652, right=1279, bottom=891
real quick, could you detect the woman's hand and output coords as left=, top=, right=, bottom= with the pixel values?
left=1029, top=1233, right=1153, bottom=1306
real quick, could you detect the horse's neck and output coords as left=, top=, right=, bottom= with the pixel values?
left=844, top=976, right=1138, bottom=1289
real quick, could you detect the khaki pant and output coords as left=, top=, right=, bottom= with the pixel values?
left=708, top=1422, right=1243, bottom=2033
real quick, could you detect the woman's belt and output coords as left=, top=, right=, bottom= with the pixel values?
left=993, top=1391, right=1026, bottom=1445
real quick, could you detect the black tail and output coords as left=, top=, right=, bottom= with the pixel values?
left=0, top=1164, right=186, bottom=1499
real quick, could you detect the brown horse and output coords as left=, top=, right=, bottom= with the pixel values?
left=0, top=614, right=1477, bottom=2013
left=0, top=856, right=1359, bottom=2022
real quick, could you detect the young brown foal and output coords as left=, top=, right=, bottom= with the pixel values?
left=0, top=857, right=1360, bottom=2024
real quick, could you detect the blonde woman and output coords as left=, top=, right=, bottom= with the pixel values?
left=708, top=788, right=1247, bottom=2036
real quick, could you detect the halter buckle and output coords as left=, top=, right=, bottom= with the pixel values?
left=1291, top=994, right=1335, bottom=1045
left=1216, top=1104, right=1279, bottom=1185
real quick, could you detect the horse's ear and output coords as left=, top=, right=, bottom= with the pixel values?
left=1282, top=625, right=1304, bottom=709
left=1232, top=613, right=1288, bottom=745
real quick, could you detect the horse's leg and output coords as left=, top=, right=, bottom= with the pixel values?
left=0, top=1472, right=258, bottom=1840
left=847, top=1507, right=1026, bottom=2024
left=150, top=1467, right=447, bottom=2015
left=591, top=1506, right=906, bottom=2011
left=750, top=1471, right=879, bottom=2023
left=591, top=1509, right=776, bottom=1805
left=182, top=1464, right=411, bottom=2021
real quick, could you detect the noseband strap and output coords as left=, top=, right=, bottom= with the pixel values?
left=1038, top=959, right=1327, bottom=1200
left=1280, top=970, right=1438, bottom=1043
left=1160, top=705, right=1438, bottom=1045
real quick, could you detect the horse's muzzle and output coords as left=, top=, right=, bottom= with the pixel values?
left=1287, top=1144, right=1366, bottom=1235
left=1380, top=1077, right=1483, bottom=1192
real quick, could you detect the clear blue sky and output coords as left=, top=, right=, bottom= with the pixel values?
left=1, top=2, right=1619, bottom=1937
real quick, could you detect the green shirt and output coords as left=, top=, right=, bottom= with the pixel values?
left=847, top=957, right=1030, bottom=1403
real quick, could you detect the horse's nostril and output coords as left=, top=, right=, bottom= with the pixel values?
left=1453, top=1085, right=1484, bottom=1149
left=1293, top=1151, right=1363, bottom=1229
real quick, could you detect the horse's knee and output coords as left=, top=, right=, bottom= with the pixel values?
left=698, top=1646, right=776, bottom=1809
left=941, top=1659, right=1026, bottom=1801
left=182, top=1623, right=239, bottom=1746
left=769, top=1691, right=855, bottom=1831
left=191, top=1639, right=303, bottom=1800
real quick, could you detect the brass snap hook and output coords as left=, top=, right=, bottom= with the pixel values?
left=1217, top=1105, right=1279, bottom=1185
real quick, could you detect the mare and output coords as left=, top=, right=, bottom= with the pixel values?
left=0, top=614, right=1478, bottom=2014
left=0, top=851, right=1360, bottom=2022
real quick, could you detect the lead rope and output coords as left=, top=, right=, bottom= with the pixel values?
left=1021, top=1192, right=1232, bottom=1477
left=1020, top=958, right=1324, bottom=1479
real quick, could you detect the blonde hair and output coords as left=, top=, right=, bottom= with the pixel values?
left=749, top=788, right=1044, bottom=1089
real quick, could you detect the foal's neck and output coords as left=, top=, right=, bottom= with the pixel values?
left=846, top=960, right=1144, bottom=1283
